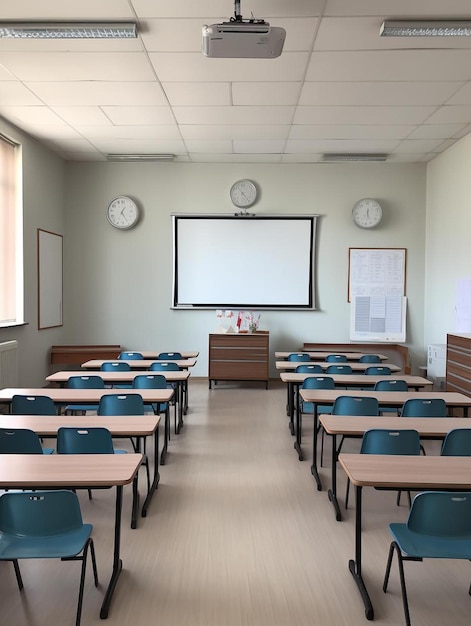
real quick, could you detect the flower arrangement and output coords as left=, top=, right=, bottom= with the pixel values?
left=247, top=312, right=261, bottom=333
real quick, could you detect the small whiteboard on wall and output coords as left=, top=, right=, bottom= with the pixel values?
left=37, top=229, right=63, bottom=330
left=348, top=248, right=407, bottom=342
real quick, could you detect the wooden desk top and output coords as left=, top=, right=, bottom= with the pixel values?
left=0, top=414, right=160, bottom=437
left=339, top=453, right=471, bottom=489
left=320, top=415, right=470, bottom=437
left=280, top=373, right=430, bottom=388
left=275, top=360, right=401, bottom=372
left=0, top=387, right=174, bottom=404
left=81, top=358, right=197, bottom=369
left=275, top=351, right=388, bottom=361
left=299, top=388, right=471, bottom=408
left=0, top=453, right=143, bottom=488
left=46, top=370, right=190, bottom=384
left=137, top=350, right=198, bottom=359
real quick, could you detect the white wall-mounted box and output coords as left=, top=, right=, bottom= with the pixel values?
left=427, top=343, right=446, bottom=378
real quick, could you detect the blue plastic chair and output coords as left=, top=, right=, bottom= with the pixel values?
left=374, top=379, right=408, bottom=414
left=401, top=398, right=447, bottom=417
left=332, top=395, right=380, bottom=458
left=11, top=394, right=57, bottom=415
left=101, top=361, right=132, bottom=389
left=345, top=429, right=421, bottom=509
left=158, top=352, right=182, bottom=360
left=359, top=354, right=382, bottom=363
left=295, top=364, right=323, bottom=374
left=149, top=362, right=179, bottom=431
left=365, top=365, right=391, bottom=376
left=301, top=376, right=336, bottom=467
left=383, top=491, right=471, bottom=626
left=0, top=427, right=53, bottom=455
left=287, top=353, right=311, bottom=362
left=326, top=354, right=348, bottom=363
left=440, top=428, right=471, bottom=456
left=118, top=351, right=144, bottom=360
left=325, top=364, right=353, bottom=375
left=0, top=490, right=98, bottom=626
left=65, top=375, right=105, bottom=415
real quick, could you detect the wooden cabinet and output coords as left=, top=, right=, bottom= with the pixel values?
left=208, top=332, right=269, bottom=388
left=446, top=333, right=471, bottom=395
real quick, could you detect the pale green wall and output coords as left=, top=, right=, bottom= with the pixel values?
left=63, top=161, right=426, bottom=378
left=425, top=133, right=471, bottom=346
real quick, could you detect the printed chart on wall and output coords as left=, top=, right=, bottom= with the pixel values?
left=348, top=248, right=407, bottom=342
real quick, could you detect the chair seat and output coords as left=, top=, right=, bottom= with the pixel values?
left=0, top=523, right=93, bottom=560
left=302, top=402, right=332, bottom=414
left=389, top=523, right=471, bottom=560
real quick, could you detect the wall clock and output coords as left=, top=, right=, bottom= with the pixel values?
left=107, top=196, right=140, bottom=230
left=230, top=179, right=258, bottom=208
left=352, top=198, right=383, bottom=229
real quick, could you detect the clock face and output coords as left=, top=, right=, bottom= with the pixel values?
left=352, top=198, right=382, bottom=229
left=230, top=179, right=258, bottom=208
left=107, top=196, right=139, bottom=230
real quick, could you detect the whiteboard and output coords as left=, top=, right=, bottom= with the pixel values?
left=37, top=229, right=63, bottom=329
left=172, top=215, right=318, bottom=309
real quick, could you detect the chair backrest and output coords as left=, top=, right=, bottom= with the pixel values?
left=440, top=428, right=471, bottom=456
left=365, top=366, right=391, bottom=376
left=295, top=364, right=323, bottom=373
left=287, top=353, right=311, bottom=362
left=401, top=398, right=447, bottom=417
left=133, top=374, right=167, bottom=390
left=11, top=394, right=56, bottom=415
left=361, top=429, right=421, bottom=455
left=118, top=351, right=144, bottom=360
left=332, top=395, right=379, bottom=416
left=326, top=364, right=353, bottom=375
left=373, top=379, right=408, bottom=392
left=57, top=427, right=115, bottom=454
left=0, top=490, right=84, bottom=537
left=101, top=361, right=131, bottom=372
left=326, top=354, right=348, bottom=363
left=359, top=354, right=381, bottom=363
left=302, top=376, right=335, bottom=390
left=406, top=491, right=471, bottom=539
left=149, top=362, right=180, bottom=372
left=0, top=428, right=44, bottom=454
left=158, top=352, right=182, bottom=360
left=98, top=393, right=144, bottom=415
left=67, top=375, right=105, bottom=389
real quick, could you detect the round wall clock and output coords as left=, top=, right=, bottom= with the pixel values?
left=352, top=198, right=383, bottom=229
left=230, top=179, right=258, bottom=208
left=107, top=196, right=140, bottom=230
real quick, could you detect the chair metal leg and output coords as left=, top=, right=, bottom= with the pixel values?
left=345, top=478, right=351, bottom=509
left=12, top=559, right=23, bottom=590
left=89, top=538, right=99, bottom=587
left=75, top=540, right=90, bottom=626
left=383, top=541, right=412, bottom=626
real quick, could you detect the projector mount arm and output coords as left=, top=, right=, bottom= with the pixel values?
left=230, top=0, right=268, bottom=26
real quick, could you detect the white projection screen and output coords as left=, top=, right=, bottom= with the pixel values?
left=172, top=215, right=318, bottom=309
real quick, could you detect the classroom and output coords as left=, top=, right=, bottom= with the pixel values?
left=0, top=2, right=470, bottom=626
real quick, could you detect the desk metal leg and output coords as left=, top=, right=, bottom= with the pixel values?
left=327, top=433, right=342, bottom=521
left=142, top=424, right=160, bottom=518
left=100, top=485, right=124, bottom=619
left=160, top=407, right=169, bottom=465
left=287, top=382, right=295, bottom=434
left=310, top=405, right=322, bottom=490
left=183, top=378, right=189, bottom=415
left=293, top=384, right=304, bottom=461
left=348, top=485, right=374, bottom=621
left=176, top=384, right=184, bottom=434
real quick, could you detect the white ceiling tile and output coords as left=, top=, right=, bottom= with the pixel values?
left=425, top=105, right=471, bottom=124
left=89, top=138, right=187, bottom=154
left=74, top=125, right=182, bottom=140
left=51, top=107, right=111, bottom=126
left=281, top=153, right=323, bottom=163
left=288, top=125, right=415, bottom=140
left=173, top=106, right=294, bottom=125
left=183, top=140, right=232, bottom=153
left=0, top=82, right=44, bottom=105
left=234, top=140, right=286, bottom=153
left=26, top=82, right=168, bottom=106
left=0, top=0, right=134, bottom=19
left=180, top=125, right=290, bottom=140
left=285, top=138, right=399, bottom=153
left=232, top=82, right=301, bottom=106
left=101, top=106, right=175, bottom=125
left=162, top=82, right=231, bottom=106
left=392, top=139, right=446, bottom=153
left=0, top=105, right=65, bottom=125
left=294, top=106, right=435, bottom=125
left=189, top=153, right=282, bottom=163
left=447, top=83, right=471, bottom=105
left=299, top=82, right=465, bottom=106
left=324, top=0, right=471, bottom=18
left=407, top=124, right=467, bottom=140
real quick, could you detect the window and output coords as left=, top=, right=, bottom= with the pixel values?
left=0, top=134, right=23, bottom=326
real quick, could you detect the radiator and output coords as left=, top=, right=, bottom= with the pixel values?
left=0, top=340, right=19, bottom=388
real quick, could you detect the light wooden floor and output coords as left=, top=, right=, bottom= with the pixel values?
left=1, top=380, right=470, bottom=626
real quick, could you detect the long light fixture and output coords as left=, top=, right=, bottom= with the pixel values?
left=380, top=20, right=471, bottom=37
left=322, top=153, right=389, bottom=162
left=106, top=154, right=175, bottom=162
left=0, top=22, right=137, bottom=39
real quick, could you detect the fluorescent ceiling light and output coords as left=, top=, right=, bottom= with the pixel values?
left=380, top=20, right=471, bottom=37
left=106, top=154, right=175, bottom=162
left=322, top=153, right=389, bottom=162
left=0, top=22, right=137, bottom=39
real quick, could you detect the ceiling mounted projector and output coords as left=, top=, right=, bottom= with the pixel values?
left=202, top=0, right=285, bottom=58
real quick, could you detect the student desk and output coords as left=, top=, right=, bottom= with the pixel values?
left=0, top=452, right=142, bottom=620
left=275, top=351, right=388, bottom=361
left=298, top=389, right=471, bottom=492
left=0, top=413, right=161, bottom=523
left=320, top=415, right=471, bottom=521
left=283, top=374, right=432, bottom=461
left=46, top=369, right=189, bottom=440
left=338, top=453, right=471, bottom=622
left=275, top=361, right=401, bottom=372
left=136, top=350, right=199, bottom=359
